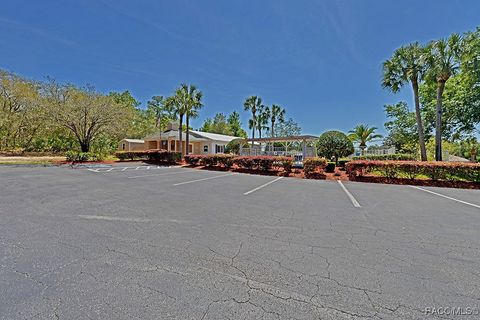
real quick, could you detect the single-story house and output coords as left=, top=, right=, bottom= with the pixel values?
left=118, top=139, right=145, bottom=152
left=119, top=123, right=242, bottom=155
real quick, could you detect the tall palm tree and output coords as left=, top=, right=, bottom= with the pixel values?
left=147, top=95, right=174, bottom=149
left=382, top=42, right=428, bottom=161
left=243, top=96, right=263, bottom=148
left=256, top=105, right=269, bottom=140
left=269, top=104, right=286, bottom=138
left=427, top=34, right=463, bottom=161
left=168, top=89, right=186, bottom=156
left=348, top=124, right=383, bottom=155
left=179, top=84, right=203, bottom=156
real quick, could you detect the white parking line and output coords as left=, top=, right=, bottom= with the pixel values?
left=78, top=215, right=150, bottom=223
left=173, top=172, right=236, bottom=186
left=337, top=181, right=361, bottom=208
left=243, top=177, right=283, bottom=196
left=410, top=186, right=480, bottom=210
left=128, top=170, right=199, bottom=179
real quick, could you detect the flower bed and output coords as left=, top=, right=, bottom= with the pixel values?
left=115, top=150, right=181, bottom=163
left=352, top=154, right=416, bottom=161
left=346, top=160, right=480, bottom=185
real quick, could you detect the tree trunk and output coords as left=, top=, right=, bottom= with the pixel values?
left=271, top=121, right=274, bottom=153
left=80, top=142, right=89, bottom=153
left=435, top=80, right=446, bottom=161
left=185, top=115, right=190, bottom=155
left=251, top=114, right=255, bottom=150
left=412, top=80, right=427, bottom=161
left=179, top=115, right=184, bottom=157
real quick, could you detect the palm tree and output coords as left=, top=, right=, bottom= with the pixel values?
left=243, top=96, right=263, bottom=148
left=147, top=95, right=175, bottom=149
left=382, top=42, right=428, bottom=161
left=269, top=104, right=286, bottom=138
left=256, top=105, right=269, bottom=140
left=348, top=124, right=383, bottom=155
left=168, top=89, right=186, bottom=156
left=426, top=34, right=463, bottom=161
left=179, top=84, right=203, bottom=156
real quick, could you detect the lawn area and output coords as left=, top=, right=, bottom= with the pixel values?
left=0, top=156, right=65, bottom=165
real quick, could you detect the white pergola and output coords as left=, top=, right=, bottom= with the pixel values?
left=238, top=135, right=318, bottom=159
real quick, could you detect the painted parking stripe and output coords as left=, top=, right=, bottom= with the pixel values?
left=78, top=215, right=151, bottom=223
left=410, top=186, right=480, bottom=210
left=173, top=173, right=236, bottom=186
left=128, top=170, right=199, bottom=179
left=337, top=180, right=361, bottom=208
left=243, top=177, right=283, bottom=196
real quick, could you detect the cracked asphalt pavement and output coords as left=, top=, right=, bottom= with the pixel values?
left=1, top=165, right=480, bottom=319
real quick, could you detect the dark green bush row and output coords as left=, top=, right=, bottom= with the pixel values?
left=346, top=160, right=480, bottom=182
left=115, top=150, right=181, bottom=163
left=352, top=154, right=416, bottom=161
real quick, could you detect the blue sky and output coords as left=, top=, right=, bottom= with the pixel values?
left=0, top=1, right=479, bottom=136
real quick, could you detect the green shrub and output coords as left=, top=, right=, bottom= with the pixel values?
left=346, top=160, right=480, bottom=183
left=303, top=157, right=328, bottom=179
left=316, top=131, right=354, bottom=164
left=65, top=151, right=93, bottom=162
left=325, top=162, right=336, bottom=173
left=338, top=159, right=350, bottom=168
left=352, top=154, right=416, bottom=161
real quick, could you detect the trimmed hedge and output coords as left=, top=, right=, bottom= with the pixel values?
left=346, top=160, right=480, bottom=182
left=303, top=157, right=328, bottom=179
left=184, top=154, right=235, bottom=168
left=115, top=150, right=181, bottom=163
left=352, top=154, right=416, bottom=161
left=185, top=155, right=293, bottom=172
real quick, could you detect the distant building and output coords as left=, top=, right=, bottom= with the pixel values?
left=119, top=123, right=242, bottom=154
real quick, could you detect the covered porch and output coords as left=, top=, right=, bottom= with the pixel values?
left=238, top=135, right=318, bottom=160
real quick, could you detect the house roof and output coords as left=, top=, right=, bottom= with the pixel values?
left=144, top=130, right=206, bottom=142
left=121, top=139, right=144, bottom=143
left=144, top=129, right=242, bottom=143
left=190, top=130, right=243, bottom=142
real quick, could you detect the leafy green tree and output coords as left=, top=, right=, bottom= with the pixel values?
left=227, top=111, right=247, bottom=137
left=426, top=34, right=463, bottom=161
left=147, top=95, right=175, bottom=132
left=43, top=84, right=135, bottom=152
left=383, top=102, right=421, bottom=154
left=274, top=118, right=302, bottom=151
left=200, top=113, right=232, bottom=135
left=348, top=124, right=382, bottom=154
left=316, top=131, right=354, bottom=164
left=382, top=42, right=428, bottom=160
left=243, top=96, right=263, bottom=147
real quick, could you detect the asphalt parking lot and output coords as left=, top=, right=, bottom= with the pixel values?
left=1, top=164, right=480, bottom=319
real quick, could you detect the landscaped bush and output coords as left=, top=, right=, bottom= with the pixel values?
left=303, top=157, right=328, bottom=179
left=233, top=156, right=292, bottom=171
left=115, top=150, right=180, bottom=163
left=338, top=159, right=350, bottom=168
left=185, top=155, right=293, bottom=173
left=325, top=162, right=336, bottom=173
left=66, top=151, right=104, bottom=162
left=115, top=151, right=145, bottom=161
left=346, top=160, right=480, bottom=183
left=352, top=154, right=417, bottom=161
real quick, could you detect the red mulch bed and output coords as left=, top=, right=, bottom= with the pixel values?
left=351, top=175, right=480, bottom=189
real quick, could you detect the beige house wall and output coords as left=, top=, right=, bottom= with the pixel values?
left=118, top=140, right=145, bottom=152
left=129, top=138, right=229, bottom=155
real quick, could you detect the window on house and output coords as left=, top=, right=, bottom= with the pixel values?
left=215, top=144, right=225, bottom=154
left=203, top=145, right=209, bottom=153
left=122, top=143, right=126, bottom=150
